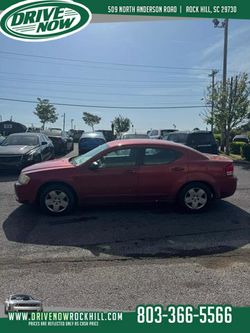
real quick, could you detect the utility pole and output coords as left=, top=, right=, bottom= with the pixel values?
left=212, top=18, right=229, bottom=150
left=62, top=113, right=66, bottom=132
left=208, top=69, right=219, bottom=132
left=223, top=18, right=229, bottom=88
left=71, top=118, right=74, bottom=130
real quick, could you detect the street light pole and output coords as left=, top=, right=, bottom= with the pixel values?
left=62, top=113, right=66, bottom=132
left=213, top=18, right=229, bottom=150
left=223, top=18, right=229, bottom=88
left=209, top=69, right=219, bottom=132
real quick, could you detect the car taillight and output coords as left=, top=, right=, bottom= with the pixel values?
left=225, top=163, right=234, bottom=176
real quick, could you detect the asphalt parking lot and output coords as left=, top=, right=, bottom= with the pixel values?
left=0, top=145, right=249, bottom=313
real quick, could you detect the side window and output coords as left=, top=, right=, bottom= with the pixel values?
left=189, top=133, right=215, bottom=145
left=99, top=148, right=137, bottom=168
left=143, top=148, right=182, bottom=165
left=151, top=130, right=157, bottom=136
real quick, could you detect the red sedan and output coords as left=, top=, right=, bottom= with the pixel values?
left=15, top=139, right=237, bottom=215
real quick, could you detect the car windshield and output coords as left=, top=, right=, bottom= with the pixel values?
left=2, top=135, right=39, bottom=146
left=11, top=295, right=33, bottom=300
left=71, top=143, right=108, bottom=166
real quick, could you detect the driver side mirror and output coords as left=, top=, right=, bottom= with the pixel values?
left=89, top=161, right=100, bottom=170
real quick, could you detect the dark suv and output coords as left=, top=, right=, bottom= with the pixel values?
left=164, top=131, right=218, bottom=154
left=79, top=132, right=106, bottom=155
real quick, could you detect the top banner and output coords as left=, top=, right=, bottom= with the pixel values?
left=1, top=0, right=250, bottom=19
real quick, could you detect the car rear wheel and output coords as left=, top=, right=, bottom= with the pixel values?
left=39, top=184, right=75, bottom=215
left=178, top=182, right=212, bottom=213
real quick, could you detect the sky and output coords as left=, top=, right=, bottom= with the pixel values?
left=0, top=18, right=250, bottom=132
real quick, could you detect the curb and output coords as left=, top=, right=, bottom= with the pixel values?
left=233, top=160, right=250, bottom=165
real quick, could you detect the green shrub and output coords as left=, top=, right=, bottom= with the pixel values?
left=241, top=144, right=250, bottom=161
left=214, top=133, right=221, bottom=145
left=230, top=142, right=245, bottom=155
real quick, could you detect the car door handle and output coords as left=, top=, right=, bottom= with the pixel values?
left=171, top=167, right=184, bottom=172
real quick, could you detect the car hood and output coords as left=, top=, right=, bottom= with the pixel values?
left=23, top=158, right=74, bottom=173
left=8, top=300, right=41, bottom=305
left=0, top=145, right=37, bottom=155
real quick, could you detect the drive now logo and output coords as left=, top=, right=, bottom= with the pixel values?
left=0, top=0, right=92, bottom=41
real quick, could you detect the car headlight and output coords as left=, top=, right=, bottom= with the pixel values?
left=24, top=150, right=35, bottom=161
left=18, top=173, right=31, bottom=185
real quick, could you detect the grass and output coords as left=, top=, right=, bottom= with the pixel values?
left=220, top=152, right=247, bottom=161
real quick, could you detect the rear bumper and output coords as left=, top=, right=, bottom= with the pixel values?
left=219, top=176, right=237, bottom=198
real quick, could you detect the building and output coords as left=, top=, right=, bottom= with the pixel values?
left=0, top=121, right=27, bottom=136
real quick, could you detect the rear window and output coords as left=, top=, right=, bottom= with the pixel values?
left=167, top=133, right=188, bottom=144
left=188, top=133, right=216, bottom=145
left=80, top=138, right=105, bottom=146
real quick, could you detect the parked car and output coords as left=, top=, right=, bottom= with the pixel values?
left=232, top=135, right=249, bottom=144
left=4, top=294, right=43, bottom=314
left=78, top=132, right=106, bottom=155
left=95, top=130, right=116, bottom=142
left=164, top=131, right=218, bottom=154
left=15, top=139, right=237, bottom=216
left=43, top=130, right=74, bottom=155
left=68, top=129, right=85, bottom=142
left=120, top=133, right=149, bottom=139
left=0, top=135, right=5, bottom=144
left=148, top=129, right=177, bottom=139
left=0, top=133, right=55, bottom=170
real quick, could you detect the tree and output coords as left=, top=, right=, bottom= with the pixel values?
left=113, top=115, right=131, bottom=136
left=82, top=112, right=101, bottom=131
left=203, top=73, right=250, bottom=154
left=34, top=98, right=58, bottom=130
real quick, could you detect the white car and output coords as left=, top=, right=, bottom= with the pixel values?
left=4, top=294, right=43, bottom=313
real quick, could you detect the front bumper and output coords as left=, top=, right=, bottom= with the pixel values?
left=15, top=182, right=36, bottom=204
left=8, top=306, right=43, bottom=312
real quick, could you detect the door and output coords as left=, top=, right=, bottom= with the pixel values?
left=40, top=135, right=50, bottom=160
left=76, top=147, right=139, bottom=201
left=137, top=147, right=187, bottom=200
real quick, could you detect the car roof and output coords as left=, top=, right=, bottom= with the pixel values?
left=10, top=294, right=32, bottom=298
left=107, top=139, right=189, bottom=148
left=234, top=134, right=248, bottom=138
left=167, top=130, right=212, bottom=134
left=80, top=132, right=106, bottom=139
left=9, top=132, right=41, bottom=136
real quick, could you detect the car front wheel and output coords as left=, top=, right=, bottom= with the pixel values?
left=178, top=182, right=213, bottom=213
left=39, top=184, right=75, bottom=216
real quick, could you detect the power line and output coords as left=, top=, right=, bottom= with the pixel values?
left=0, top=77, right=208, bottom=89
left=0, top=97, right=205, bottom=110
left=0, top=85, right=203, bottom=97
left=0, top=71, right=209, bottom=83
left=0, top=50, right=212, bottom=72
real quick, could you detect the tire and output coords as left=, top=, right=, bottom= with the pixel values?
left=177, top=182, right=213, bottom=213
left=39, top=184, right=75, bottom=216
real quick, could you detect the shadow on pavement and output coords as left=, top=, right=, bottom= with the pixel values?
left=0, top=171, right=19, bottom=182
left=3, top=201, right=250, bottom=258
